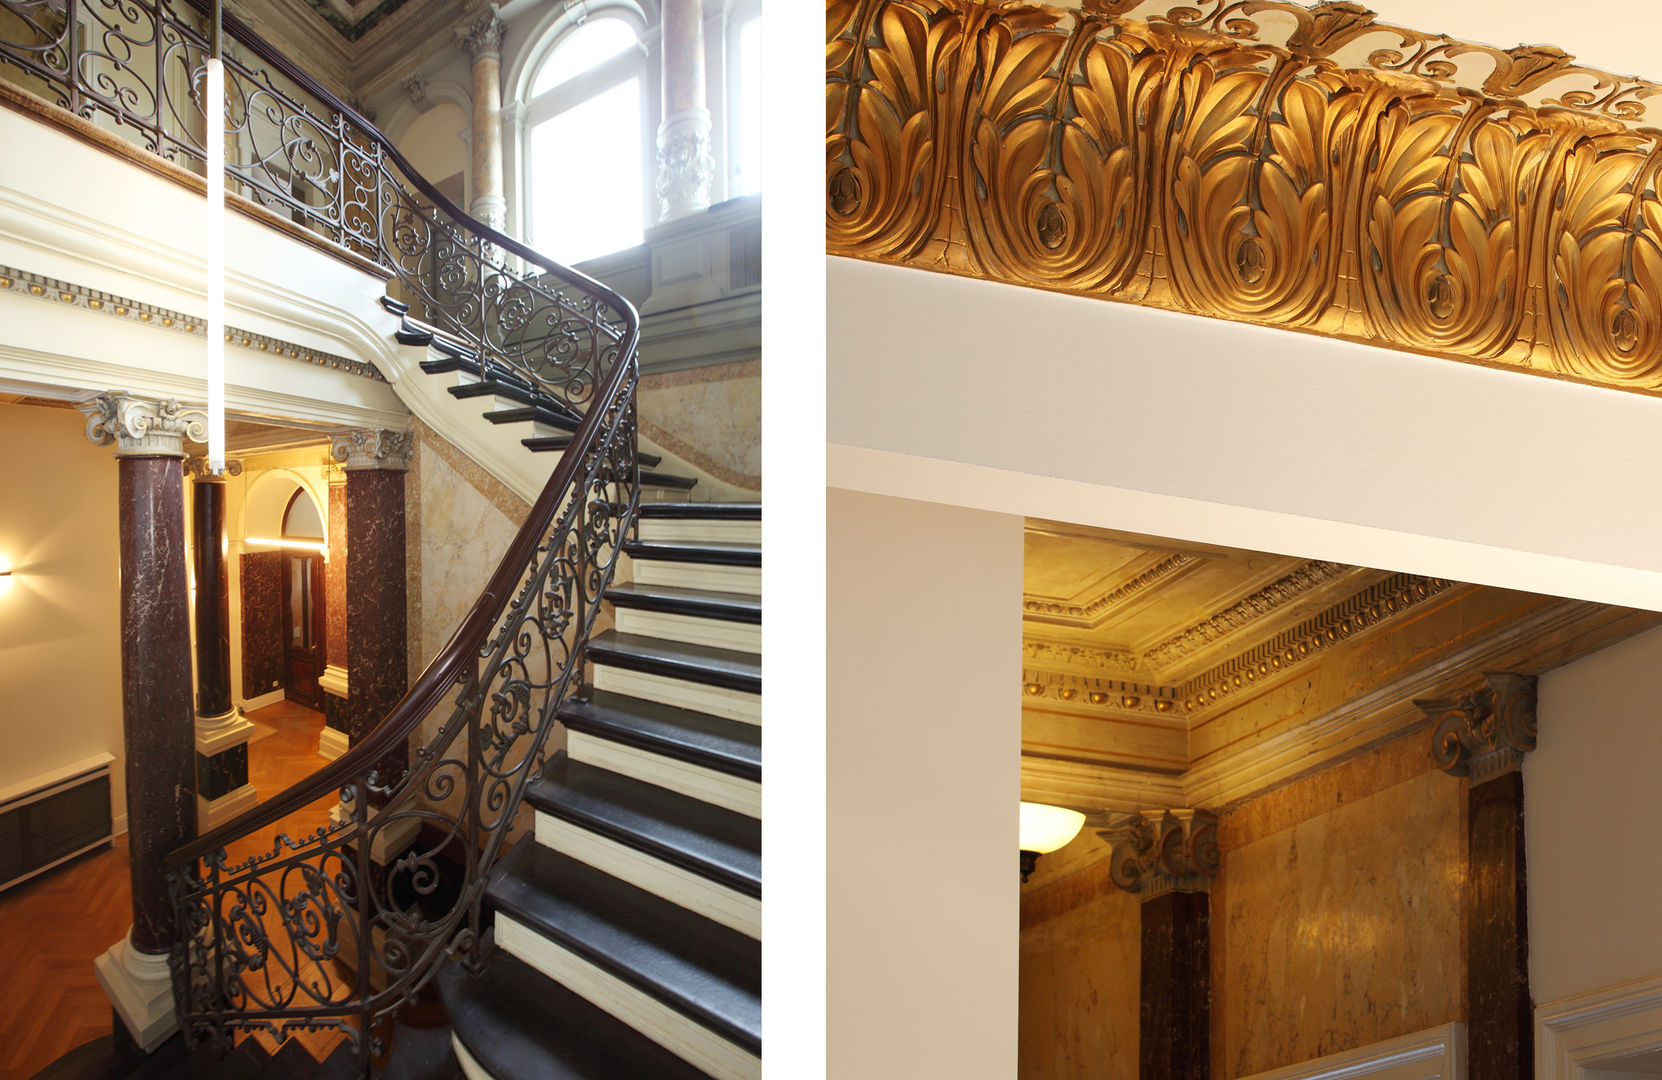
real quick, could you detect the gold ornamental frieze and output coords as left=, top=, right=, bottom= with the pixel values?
left=826, top=0, right=1662, bottom=391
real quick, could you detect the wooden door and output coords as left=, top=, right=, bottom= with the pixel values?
left=281, top=550, right=326, bottom=709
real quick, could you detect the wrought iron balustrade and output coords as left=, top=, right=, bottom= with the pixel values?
left=1, top=0, right=642, bottom=1067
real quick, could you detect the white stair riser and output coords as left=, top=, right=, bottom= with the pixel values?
left=632, top=559, right=760, bottom=595
left=495, top=913, right=761, bottom=1080
left=614, top=606, right=761, bottom=653
left=451, top=1036, right=492, bottom=1080
left=638, top=519, right=761, bottom=544
left=567, top=730, right=760, bottom=819
left=593, top=666, right=760, bottom=725
left=534, top=811, right=760, bottom=939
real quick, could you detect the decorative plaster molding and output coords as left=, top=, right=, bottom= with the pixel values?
left=1099, top=808, right=1219, bottom=897
left=85, top=393, right=207, bottom=458
left=1237, top=1022, right=1466, bottom=1080
left=331, top=427, right=414, bottom=470
left=185, top=456, right=245, bottom=479
left=0, top=266, right=385, bottom=382
left=827, top=0, right=1662, bottom=397
left=1144, top=561, right=1350, bottom=667
left=1023, top=553, right=1199, bottom=624
left=401, top=70, right=428, bottom=105
left=1420, top=671, right=1538, bottom=779
left=455, top=5, right=505, bottom=61
left=657, top=108, right=715, bottom=222
left=1022, top=669, right=1180, bottom=720
left=1537, top=974, right=1662, bottom=1080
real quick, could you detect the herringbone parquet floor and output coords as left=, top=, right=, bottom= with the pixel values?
left=0, top=700, right=334, bottom=1080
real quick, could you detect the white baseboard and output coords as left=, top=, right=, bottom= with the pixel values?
left=242, top=689, right=285, bottom=712
left=318, top=725, right=350, bottom=760
left=1237, top=1023, right=1465, bottom=1080
left=1539, top=974, right=1662, bottom=1079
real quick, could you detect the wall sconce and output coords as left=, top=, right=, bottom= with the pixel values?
left=1020, top=801, right=1085, bottom=883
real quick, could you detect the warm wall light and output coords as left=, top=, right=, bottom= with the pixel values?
left=1019, top=801, right=1085, bottom=883
left=245, top=537, right=327, bottom=553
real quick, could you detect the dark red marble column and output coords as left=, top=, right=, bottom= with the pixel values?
left=333, top=429, right=413, bottom=796
left=192, top=474, right=232, bottom=717
left=1140, top=891, right=1210, bottom=1080
left=1468, top=770, right=1532, bottom=1080
left=116, top=456, right=196, bottom=953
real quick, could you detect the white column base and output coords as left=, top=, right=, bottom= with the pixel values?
left=94, top=930, right=178, bottom=1053
left=197, top=782, right=259, bottom=833
left=330, top=800, right=421, bottom=865
left=195, top=708, right=254, bottom=756
left=318, top=726, right=350, bottom=760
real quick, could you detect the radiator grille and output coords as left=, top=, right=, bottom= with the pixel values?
left=0, top=769, right=113, bottom=892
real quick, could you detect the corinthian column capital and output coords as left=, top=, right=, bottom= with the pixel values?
left=1420, top=670, right=1538, bottom=779
left=84, top=392, right=207, bottom=458
left=456, top=5, right=505, bottom=61
left=331, top=428, right=413, bottom=471
left=1099, top=808, right=1220, bottom=898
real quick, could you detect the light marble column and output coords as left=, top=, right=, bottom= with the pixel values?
left=84, top=392, right=204, bottom=1054
left=657, top=0, right=713, bottom=221
left=457, top=5, right=507, bottom=231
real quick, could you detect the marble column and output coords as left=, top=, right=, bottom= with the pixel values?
left=456, top=6, right=506, bottom=232
left=84, top=393, right=203, bottom=1053
left=329, top=429, right=415, bottom=860
left=656, top=0, right=713, bottom=221
left=1422, top=672, right=1538, bottom=1080
left=1100, top=809, right=1219, bottom=1080
left=318, top=465, right=350, bottom=759
left=188, top=458, right=257, bottom=831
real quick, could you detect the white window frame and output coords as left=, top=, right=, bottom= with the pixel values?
left=724, top=0, right=763, bottom=199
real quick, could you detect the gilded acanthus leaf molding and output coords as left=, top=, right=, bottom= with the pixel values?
left=826, top=0, right=1662, bottom=392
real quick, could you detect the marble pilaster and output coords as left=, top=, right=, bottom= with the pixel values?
left=84, top=392, right=200, bottom=1051
left=188, top=462, right=256, bottom=830
left=319, top=467, right=350, bottom=759
left=657, top=0, right=713, bottom=220
left=457, top=6, right=506, bottom=231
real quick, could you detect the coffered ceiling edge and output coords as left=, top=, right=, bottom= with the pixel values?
left=827, top=0, right=1662, bottom=394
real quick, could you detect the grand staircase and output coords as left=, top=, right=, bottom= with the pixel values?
left=437, top=502, right=762, bottom=1079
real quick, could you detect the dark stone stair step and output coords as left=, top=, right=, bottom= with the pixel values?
left=559, top=688, right=760, bottom=782
left=622, top=540, right=759, bottom=568
left=211, top=1041, right=270, bottom=1079
left=377, top=1022, right=461, bottom=1080
left=247, top=1040, right=314, bottom=1080
left=485, top=835, right=761, bottom=1055
left=604, top=582, right=760, bottom=625
left=529, top=752, right=759, bottom=897
left=640, top=470, right=697, bottom=490
left=311, top=1041, right=366, bottom=1080
left=448, top=379, right=538, bottom=407
left=438, top=945, right=713, bottom=1080
left=522, top=435, right=661, bottom=467
left=638, top=502, right=760, bottom=520
left=483, top=405, right=579, bottom=434
left=587, top=630, right=759, bottom=694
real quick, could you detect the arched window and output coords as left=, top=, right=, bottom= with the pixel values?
left=727, top=0, right=762, bottom=197
left=523, top=16, right=649, bottom=265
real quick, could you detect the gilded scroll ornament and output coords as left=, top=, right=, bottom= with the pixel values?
left=1419, top=670, right=1538, bottom=779
left=826, top=0, right=1662, bottom=393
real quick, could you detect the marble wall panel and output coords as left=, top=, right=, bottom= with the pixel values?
left=640, top=358, right=760, bottom=491
left=326, top=479, right=346, bottom=669
left=1019, top=855, right=1140, bottom=1080
left=240, top=550, right=283, bottom=697
left=1216, top=741, right=1464, bottom=1077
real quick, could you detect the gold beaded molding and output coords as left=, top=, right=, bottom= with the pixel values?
left=0, top=265, right=386, bottom=382
left=826, top=0, right=1662, bottom=392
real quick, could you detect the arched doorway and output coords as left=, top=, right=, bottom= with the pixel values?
left=279, top=489, right=327, bottom=708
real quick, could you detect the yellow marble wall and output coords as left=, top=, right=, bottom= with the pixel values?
left=1019, top=855, right=1141, bottom=1080
left=640, top=359, right=760, bottom=491
left=1214, top=736, right=1465, bottom=1077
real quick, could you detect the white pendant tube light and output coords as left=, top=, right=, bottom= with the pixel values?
left=1019, top=801, right=1085, bottom=883
left=205, top=5, right=225, bottom=473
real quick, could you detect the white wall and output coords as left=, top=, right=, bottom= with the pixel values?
left=828, top=258, right=1662, bottom=611
left=827, top=491, right=1022, bottom=1078
left=1528, top=625, right=1662, bottom=1005
left=0, top=403, right=125, bottom=829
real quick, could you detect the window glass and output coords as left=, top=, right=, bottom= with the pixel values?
left=735, top=14, right=762, bottom=195
left=528, top=77, right=644, bottom=264
left=531, top=18, right=639, bottom=97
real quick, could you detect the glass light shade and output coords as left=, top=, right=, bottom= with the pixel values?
left=1020, top=801, right=1085, bottom=854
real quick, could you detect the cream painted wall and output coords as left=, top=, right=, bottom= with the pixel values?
left=1527, top=624, right=1662, bottom=1006
left=827, top=490, right=1022, bottom=1078
left=0, top=403, right=125, bottom=829
left=397, top=102, right=470, bottom=200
